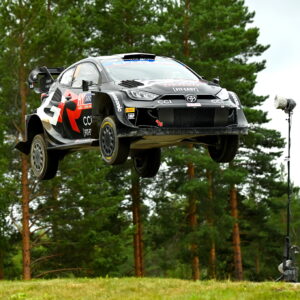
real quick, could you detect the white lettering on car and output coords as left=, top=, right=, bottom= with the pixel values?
left=211, top=99, right=224, bottom=104
left=83, top=128, right=92, bottom=137
left=110, top=93, right=122, bottom=112
left=229, top=92, right=241, bottom=109
left=173, top=87, right=199, bottom=92
left=157, top=100, right=173, bottom=104
left=186, top=103, right=201, bottom=107
left=83, top=116, right=92, bottom=126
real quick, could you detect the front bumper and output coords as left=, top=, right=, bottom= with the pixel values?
left=117, top=124, right=248, bottom=138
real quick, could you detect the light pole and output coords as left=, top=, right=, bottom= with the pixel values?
left=274, top=96, right=298, bottom=282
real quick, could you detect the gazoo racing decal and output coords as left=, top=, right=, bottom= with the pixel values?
left=110, top=92, right=122, bottom=112
left=37, top=92, right=61, bottom=125
left=55, top=90, right=93, bottom=135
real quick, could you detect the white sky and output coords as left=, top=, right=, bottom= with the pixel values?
left=244, top=0, right=300, bottom=186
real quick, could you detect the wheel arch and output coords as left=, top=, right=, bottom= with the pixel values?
left=27, top=114, right=45, bottom=143
left=15, top=114, right=45, bottom=155
left=92, top=91, right=134, bottom=128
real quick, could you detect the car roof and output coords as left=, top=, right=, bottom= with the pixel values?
left=65, top=53, right=174, bottom=69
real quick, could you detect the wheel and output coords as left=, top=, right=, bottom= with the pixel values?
left=99, top=116, right=129, bottom=165
left=132, top=148, right=161, bottom=178
left=30, top=134, right=59, bottom=180
left=208, top=135, right=239, bottom=163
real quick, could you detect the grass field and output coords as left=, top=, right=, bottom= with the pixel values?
left=0, top=278, right=300, bottom=300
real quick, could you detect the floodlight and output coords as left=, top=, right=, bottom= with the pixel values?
left=274, top=95, right=296, bottom=113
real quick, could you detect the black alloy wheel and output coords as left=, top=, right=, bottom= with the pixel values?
left=30, top=134, right=59, bottom=180
left=99, top=116, right=129, bottom=165
left=208, top=135, right=239, bottom=163
left=132, top=148, right=161, bottom=178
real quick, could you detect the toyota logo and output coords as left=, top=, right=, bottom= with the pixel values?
left=185, top=94, right=197, bottom=103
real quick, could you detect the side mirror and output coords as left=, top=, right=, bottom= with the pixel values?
left=212, top=77, right=220, bottom=85
left=82, top=80, right=94, bottom=91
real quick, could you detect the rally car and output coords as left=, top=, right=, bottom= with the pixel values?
left=16, top=53, right=248, bottom=180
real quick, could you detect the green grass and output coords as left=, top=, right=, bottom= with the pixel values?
left=0, top=278, right=300, bottom=300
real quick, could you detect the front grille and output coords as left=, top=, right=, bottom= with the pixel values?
left=158, top=108, right=236, bottom=127
left=160, top=94, right=217, bottom=100
left=130, top=108, right=236, bottom=128
left=197, top=95, right=216, bottom=99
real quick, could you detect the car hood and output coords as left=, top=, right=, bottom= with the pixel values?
left=118, top=79, right=222, bottom=96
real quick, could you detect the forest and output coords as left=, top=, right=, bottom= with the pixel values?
left=0, top=0, right=299, bottom=282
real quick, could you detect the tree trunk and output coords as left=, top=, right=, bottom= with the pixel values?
left=187, top=145, right=200, bottom=281
left=207, top=170, right=216, bottom=279
left=131, top=169, right=144, bottom=277
left=21, top=154, right=31, bottom=280
left=20, top=50, right=31, bottom=280
left=0, top=251, right=4, bottom=279
left=230, top=186, right=243, bottom=280
left=184, top=2, right=199, bottom=281
left=209, top=241, right=216, bottom=279
left=255, top=249, right=260, bottom=275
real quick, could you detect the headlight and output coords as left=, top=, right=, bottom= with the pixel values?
left=216, top=88, right=229, bottom=100
left=127, top=90, right=158, bottom=101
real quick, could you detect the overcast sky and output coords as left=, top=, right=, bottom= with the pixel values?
left=244, top=0, right=300, bottom=186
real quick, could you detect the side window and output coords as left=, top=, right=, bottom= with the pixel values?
left=72, top=63, right=100, bottom=88
left=60, top=67, right=75, bottom=86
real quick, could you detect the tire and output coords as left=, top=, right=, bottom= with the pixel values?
left=208, top=135, right=239, bottom=163
left=99, top=116, right=129, bottom=165
left=132, top=148, right=161, bottom=178
left=30, top=134, right=59, bottom=180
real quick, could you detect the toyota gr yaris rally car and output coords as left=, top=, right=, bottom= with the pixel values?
left=16, top=53, right=248, bottom=180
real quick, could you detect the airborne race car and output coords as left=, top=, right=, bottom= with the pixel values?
left=16, top=53, right=248, bottom=180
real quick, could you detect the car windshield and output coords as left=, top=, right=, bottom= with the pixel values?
left=100, top=57, right=200, bottom=81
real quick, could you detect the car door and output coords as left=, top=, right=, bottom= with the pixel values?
left=67, top=62, right=100, bottom=139
left=56, top=62, right=100, bottom=139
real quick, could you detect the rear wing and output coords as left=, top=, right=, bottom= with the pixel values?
left=28, top=66, right=64, bottom=93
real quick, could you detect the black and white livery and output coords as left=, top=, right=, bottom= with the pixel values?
left=16, top=53, right=248, bottom=180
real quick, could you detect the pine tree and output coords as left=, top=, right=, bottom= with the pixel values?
left=0, top=0, right=87, bottom=279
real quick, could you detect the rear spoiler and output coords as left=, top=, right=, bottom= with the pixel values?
left=28, top=66, right=64, bottom=93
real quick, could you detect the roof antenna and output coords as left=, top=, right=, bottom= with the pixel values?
left=275, top=96, right=299, bottom=282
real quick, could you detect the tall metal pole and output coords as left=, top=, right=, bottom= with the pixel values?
left=278, top=110, right=299, bottom=282
left=284, top=111, right=291, bottom=266
left=275, top=96, right=298, bottom=282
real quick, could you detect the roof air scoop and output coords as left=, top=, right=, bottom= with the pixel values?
left=122, top=53, right=156, bottom=60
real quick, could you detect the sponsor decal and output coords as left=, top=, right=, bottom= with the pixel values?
left=77, top=93, right=92, bottom=109
left=186, top=103, right=201, bottom=107
left=127, top=113, right=135, bottom=120
left=110, top=93, right=122, bottom=112
left=157, top=100, right=173, bottom=104
left=125, top=107, right=135, bottom=113
left=173, top=87, right=199, bottom=92
left=84, top=93, right=92, bottom=104
left=229, top=92, right=240, bottom=109
left=83, top=128, right=92, bottom=137
left=83, top=116, right=92, bottom=126
left=211, top=99, right=224, bottom=104
left=185, top=94, right=197, bottom=103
